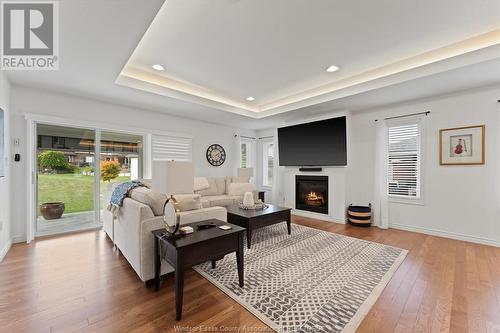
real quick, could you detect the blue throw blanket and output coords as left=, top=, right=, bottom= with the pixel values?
left=107, top=180, right=144, bottom=216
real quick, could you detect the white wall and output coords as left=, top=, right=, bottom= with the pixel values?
left=7, top=84, right=500, bottom=247
left=0, top=71, right=12, bottom=260
left=9, top=86, right=256, bottom=243
left=263, top=85, right=500, bottom=246
left=348, top=85, right=500, bottom=246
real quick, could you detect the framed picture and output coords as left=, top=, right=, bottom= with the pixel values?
left=439, top=125, right=485, bottom=165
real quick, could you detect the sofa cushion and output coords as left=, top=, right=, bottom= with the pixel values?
left=173, top=194, right=202, bottom=212
left=129, top=187, right=167, bottom=216
left=202, top=195, right=241, bottom=207
left=230, top=176, right=251, bottom=183
left=227, top=182, right=255, bottom=196
left=214, top=177, right=226, bottom=195
left=225, top=176, right=250, bottom=193
left=200, top=199, right=210, bottom=208
left=194, top=177, right=210, bottom=191
left=195, top=178, right=218, bottom=196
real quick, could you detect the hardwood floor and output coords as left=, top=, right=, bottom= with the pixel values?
left=1, top=216, right=500, bottom=332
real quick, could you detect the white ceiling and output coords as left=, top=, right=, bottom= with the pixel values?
left=266, top=58, right=500, bottom=126
left=119, top=0, right=500, bottom=117
left=5, top=0, right=500, bottom=129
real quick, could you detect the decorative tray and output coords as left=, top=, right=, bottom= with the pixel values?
left=238, top=201, right=269, bottom=210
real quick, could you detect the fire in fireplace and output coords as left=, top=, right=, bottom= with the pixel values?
left=296, top=175, right=328, bottom=214
left=305, top=192, right=325, bottom=206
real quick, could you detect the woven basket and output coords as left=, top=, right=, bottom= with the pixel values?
left=347, top=204, right=372, bottom=227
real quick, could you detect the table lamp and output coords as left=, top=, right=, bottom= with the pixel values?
left=237, top=167, right=254, bottom=181
left=153, top=161, right=194, bottom=238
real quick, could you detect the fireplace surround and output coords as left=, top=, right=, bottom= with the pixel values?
left=295, top=175, right=329, bottom=214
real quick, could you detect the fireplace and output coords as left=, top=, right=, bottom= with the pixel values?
left=295, top=175, right=328, bottom=214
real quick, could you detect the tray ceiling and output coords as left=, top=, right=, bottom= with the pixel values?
left=117, top=0, right=500, bottom=118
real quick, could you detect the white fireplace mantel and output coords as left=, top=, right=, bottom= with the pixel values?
left=281, top=167, right=347, bottom=224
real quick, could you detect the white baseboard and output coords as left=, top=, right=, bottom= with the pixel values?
left=292, top=209, right=346, bottom=224
left=391, top=223, right=500, bottom=248
left=12, top=236, right=26, bottom=244
left=0, top=239, right=12, bottom=262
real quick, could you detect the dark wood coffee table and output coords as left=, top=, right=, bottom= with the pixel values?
left=226, top=204, right=291, bottom=249
left=152, top=219, right=245, bottom=320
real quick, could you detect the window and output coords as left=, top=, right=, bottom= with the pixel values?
left=262, top=142, right=274, bottom=187
left=240, top=140, right=252, bottom=168
left=152, top=134, right=192, bottom=161
left=0, top=109, right=3, bottom=177
left=387, top=122, right=421, bottom=198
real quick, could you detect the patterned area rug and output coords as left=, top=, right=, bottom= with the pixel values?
left=194, top=223, right=407, bottom=333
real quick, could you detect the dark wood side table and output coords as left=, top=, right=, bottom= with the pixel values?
left=152, top=219, right=245, bottom=321
left=226, top=204, right=291, bottom=249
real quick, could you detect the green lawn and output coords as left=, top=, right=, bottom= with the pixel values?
left=38, top=174, right=130, bottom=214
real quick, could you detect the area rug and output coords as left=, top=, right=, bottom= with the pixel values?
left=194, top=223, right=407, bottom=333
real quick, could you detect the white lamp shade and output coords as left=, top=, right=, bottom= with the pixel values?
left=237, top=167, right=254, bottom=178
left=152, top=161, right=194, bottom=195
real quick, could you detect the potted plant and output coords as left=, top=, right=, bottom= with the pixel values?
left=40, top=202, right=65, bottom=220
left=38, top=151, right=69, bottom=220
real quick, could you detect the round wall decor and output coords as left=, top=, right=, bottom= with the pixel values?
left=206, top=144, right=226, bottom=166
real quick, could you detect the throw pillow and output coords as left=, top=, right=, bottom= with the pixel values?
left=129, top=187, right=167, bottom=216
left=227, top=182, right=255, bottom=196
left=231, top=176, right=250, bottom=183
left=225, top=176, right=250, bottom=194
left=139, top=179, right=152, bottom=188
left=173, top=194, right=203, bottom=212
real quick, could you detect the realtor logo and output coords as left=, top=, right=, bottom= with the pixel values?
left=1, top=1, right=59, bottom=70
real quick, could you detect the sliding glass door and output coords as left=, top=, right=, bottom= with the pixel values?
left=99, top=131, right=143, bottom=221
left=35, top=123, right=143, bottom=237
left=36, top=124, right=97, bottom=236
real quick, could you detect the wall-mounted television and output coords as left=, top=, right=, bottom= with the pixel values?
left=278, top=116, right=347, bottom=166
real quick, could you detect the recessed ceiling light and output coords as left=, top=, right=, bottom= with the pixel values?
left=152, top=64, right=165, bottom=71
left=246, top=96, right=255, bottom=101
left=326, top=65, right=339, bottom=73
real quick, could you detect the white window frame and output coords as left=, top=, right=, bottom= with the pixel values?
left=240, top=138, right=253, bottom=168
left=261, top=139, right=275, bottom=188
left=386, top=117, right=425, bottom=205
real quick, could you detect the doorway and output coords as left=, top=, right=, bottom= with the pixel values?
left=35, top=123, right=143, bottom=237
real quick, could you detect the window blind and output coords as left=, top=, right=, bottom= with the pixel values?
left=387, top=123, right=420, bottom=198
left=240, top=142, right=248, bottom=168
left=152, top=135, right=192, bottom=161
left=262, top=142, right=274, bottom=187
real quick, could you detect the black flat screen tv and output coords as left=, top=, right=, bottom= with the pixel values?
left=278, top=116, right=347, bottom=166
